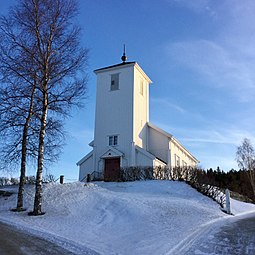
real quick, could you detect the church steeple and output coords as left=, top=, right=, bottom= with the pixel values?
left=121, top=44, right=127, bottom=63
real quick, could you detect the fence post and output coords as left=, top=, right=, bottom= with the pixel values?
left=60, top=175, right=64, bottom=184
left=225, top=189, right=231, bottom=214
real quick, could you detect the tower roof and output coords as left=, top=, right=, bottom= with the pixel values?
left=94, top=62, right=152, bottom=83
left=94, top=61, right=136, bottom=73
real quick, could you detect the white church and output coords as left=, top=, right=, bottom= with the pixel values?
left=77, top=52, right=199, bottom=181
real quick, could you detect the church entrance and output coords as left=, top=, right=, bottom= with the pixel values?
left=104, top=157, right=120, bottom=182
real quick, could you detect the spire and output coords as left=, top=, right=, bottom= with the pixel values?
left=121, top=44, right=127, bottom=63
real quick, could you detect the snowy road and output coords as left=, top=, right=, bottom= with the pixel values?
left=1, top=182, right=255, bottom=254
left=0, top=222, right=76, bottom=255
left=183, top=214, right=255, bottom=255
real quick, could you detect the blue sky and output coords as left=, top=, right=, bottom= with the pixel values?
left=1, top=0, right=255, bottom=180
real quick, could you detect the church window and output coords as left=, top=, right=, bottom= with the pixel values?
left=140, top=80, right=143, bottom=95
left=175, top=154, right=180, bottom=167
left=111, top=73, right=119, bottom=90
left=109, top=135, right=118, bottom=146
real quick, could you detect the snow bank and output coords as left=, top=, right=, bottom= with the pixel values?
left=0, top=181, right=254, bottom=255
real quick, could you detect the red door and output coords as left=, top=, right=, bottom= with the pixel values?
left=104, top=158, right=120, bottom=181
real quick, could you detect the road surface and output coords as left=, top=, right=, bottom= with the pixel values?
left=185, top=214, right=255, bottom=255
left=0, top=222, right=76, bottom=255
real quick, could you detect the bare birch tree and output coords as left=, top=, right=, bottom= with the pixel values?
left=0, top=0, right=88, bottom=216
left=0, top=21, right=40, bottom=211
left=236, top=138, right=255, bottom=197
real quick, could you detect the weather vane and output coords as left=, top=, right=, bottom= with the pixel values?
left=121, top=44, right=127, bottom=63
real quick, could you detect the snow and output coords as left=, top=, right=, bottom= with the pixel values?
left=0, top=180, right=255, bottom=254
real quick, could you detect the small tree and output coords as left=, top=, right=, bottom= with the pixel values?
left=236, top=138, right=255, bottom=197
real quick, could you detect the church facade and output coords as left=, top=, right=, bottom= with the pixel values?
left=77, top=57, right=199, bottom=181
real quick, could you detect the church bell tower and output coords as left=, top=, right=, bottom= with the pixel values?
left=92, top=50, right=152, bottom=177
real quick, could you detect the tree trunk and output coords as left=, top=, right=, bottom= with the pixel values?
left=248, top=170, right=255, bottom=197
left=16, top=128, right=28, bottom=211
left=16, top=85, right=36, bottom=211
left=32, top=0, right=49, bottom=215
left=32, top=91, right=48, bottom=215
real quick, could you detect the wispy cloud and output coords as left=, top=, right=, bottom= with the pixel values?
left=71, top=128, right=94, bottom=142
left=167, top=0, right=216, bottom=17
left=151, top=97, right=186, bottom=114
left=154, top=120, right=255, bottom=147
left=164, top=0, right=255, bottom=102
left=166, top=39, right=255, bottom=101
left=183, top=126, right=255, bottom=146
left=182, top=131, right=255, bottom=146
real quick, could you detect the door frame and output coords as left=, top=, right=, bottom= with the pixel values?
left=104, top=157, right=121, bottom=182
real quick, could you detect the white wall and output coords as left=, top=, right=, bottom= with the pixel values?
left=148, top=127, right=169, bottom=163
left=135, top=149, right=154, bottom=167
left=94, top=64, right=135, bottom=171
left=79, top=153, right=93, bottom=181
left=170, top=140, right=197, bottom=168
left=153, top=158, right=166, bottom=168
left=133, top=65, right=150, bottom=149
left=148, top=125, right=197, bottom=168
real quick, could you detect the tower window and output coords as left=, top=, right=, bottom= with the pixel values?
left=140, top=80, right=143, bottom=95
left=111, top=73, right=119, bottom=91
left=109, top=135, right=118, bottom=146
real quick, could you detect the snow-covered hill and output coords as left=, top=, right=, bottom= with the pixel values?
left=0, top=181, right=255, bottom=254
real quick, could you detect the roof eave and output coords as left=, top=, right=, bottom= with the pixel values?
left=94, top=62, right=136, bottom=73
left=93, top=61, right=152, bottom=84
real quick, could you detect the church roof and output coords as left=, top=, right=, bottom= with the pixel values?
left=76, top=150, right=93, bottom=166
